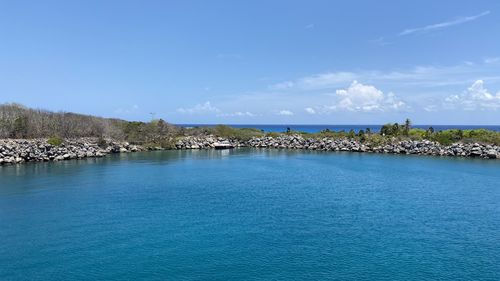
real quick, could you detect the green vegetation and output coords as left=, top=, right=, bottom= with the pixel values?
left=379, top=120, right=500, bottom=145
left=190, top=125, right=264, bottom=141
left=1, top=106, right=499, bottom=147
left=47, top=136, right=63, bottom=146
left=0, top=103, right=180, bottom=148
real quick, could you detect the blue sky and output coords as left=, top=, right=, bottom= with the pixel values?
left=1, top=0, right=500, bottom=124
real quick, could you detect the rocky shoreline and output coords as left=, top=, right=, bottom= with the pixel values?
left=1, top=135, right=499, bottom=165
left=0, top=138, right=149, bottom=165
left=175, top=135, right=499, bottom=159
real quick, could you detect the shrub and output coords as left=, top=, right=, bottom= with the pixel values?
left=47, top=137, right=63, bottom=146
left=408, top=128, right=426, bottom=140
left=97, top=137, right=108, bottom=148
left=212, top=125, right=264, bottom=140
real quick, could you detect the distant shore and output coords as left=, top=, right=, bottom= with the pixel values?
left=177, top=124, right=500, bottom=134
left=1, top=135, right=498, bottom=165
left=1, top=104, right=499, bottom=164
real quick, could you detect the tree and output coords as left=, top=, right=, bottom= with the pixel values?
left=391, top=123, right=400, bottom=136
left=12, top=116, right=28, bottom=138
left=404, top=118, right=411, bottom=136
left=424, top=126, right=434, bottom=139
left=380, top=124, right=391, bottom=136
left=348, top=129, right=355, bottom=139
left=358, top=129, right=366, bottom=142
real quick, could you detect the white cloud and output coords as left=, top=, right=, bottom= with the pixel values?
left=305, top=107, right=316, bottom=114
left=277, top=110, right=294, bottom=116
left=371, top=37, right=392, bottom=46
left=445, top=80, right=500, bottom=110
left=267, top=61, right=500, bottom=91
left=270, top=81, right=295, bottom=90
left=217, top=111, right=255, bottom=117
left=399, top=11, right=490, bottom=36
left=424, top=105, right=438, bottom=112
left=177, top=101, right=221, bottom=114
left=484, top=57, right=500, bottom=64
left=115, top=104, right=139, bottom=114
left=177, top=101, right=257, bottom=117
left=329, top=81, right=407, bottom=112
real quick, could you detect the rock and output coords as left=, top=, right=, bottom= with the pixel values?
left=486, top=149, right=498, bottom=159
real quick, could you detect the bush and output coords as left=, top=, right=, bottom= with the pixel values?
left=408, top=128, right=426, bottom=140
left=97, top=137, right=108, bottom=148
left=212, top=125, right=264, bottom=140
left=47, top=137, right=63, bottom=146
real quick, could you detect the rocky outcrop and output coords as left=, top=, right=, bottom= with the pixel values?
left=175, top=135, right=500, bottom=159
left=0, top=138, right=147, bottom=165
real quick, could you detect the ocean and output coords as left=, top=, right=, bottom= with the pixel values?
left=178, top=124, right=500, bottom=133
left=1, top=149, right=499, bottom=280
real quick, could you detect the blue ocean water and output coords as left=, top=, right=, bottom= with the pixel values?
left=1, top=149, right=499, bottom=280
left=178, top=124, right=500, bottom=133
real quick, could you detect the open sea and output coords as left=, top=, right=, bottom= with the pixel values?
left=1, top=149, right=499, bottom=280
left=178, top=124, right=500, bottom=133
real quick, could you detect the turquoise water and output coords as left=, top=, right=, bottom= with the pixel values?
left=1, top=149, right=499, bottom=280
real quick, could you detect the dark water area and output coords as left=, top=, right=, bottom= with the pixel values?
left=178, top=124, right=500, bottom=133
left=1, top=149, right=499, bottom=280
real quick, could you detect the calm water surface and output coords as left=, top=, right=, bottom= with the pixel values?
left=1, top=149, right=499, bottom=280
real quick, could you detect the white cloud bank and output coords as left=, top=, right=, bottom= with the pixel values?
left=268, top=61, right=500, bottom=92
left=445, top=80, right=500, bottom=110
left=399, top=11, right=490, bottom=36
left=328, top=81, right=407, bottom=112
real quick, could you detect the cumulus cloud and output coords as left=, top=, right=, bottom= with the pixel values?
left=329, top=81, right=407, bottom=112
left=177, top=101, right=220, bottom=114
left=445, top=80, right=500, bottom=110
left=277, top=110, right=294, bottom=116
left=305, top=107, right=316, bottom=114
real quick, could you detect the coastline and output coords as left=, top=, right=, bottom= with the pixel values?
left=1, top=135, right=498, bottom=165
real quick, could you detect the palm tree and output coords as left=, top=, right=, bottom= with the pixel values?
left=404, top=118, right=411, bottom=136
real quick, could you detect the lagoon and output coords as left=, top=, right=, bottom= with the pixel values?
left=1, top=149, right=499, bottom=280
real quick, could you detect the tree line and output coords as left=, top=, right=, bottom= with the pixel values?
left=0, top=103, right=180, bottom=145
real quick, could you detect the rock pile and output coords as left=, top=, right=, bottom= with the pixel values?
left=176, top=135, right=500, bottom=159
left=0, top=138, right=146, bottom=165
left=175, top=136, right=243, bottom=149
left=2, top=135, right=498, bottom=165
